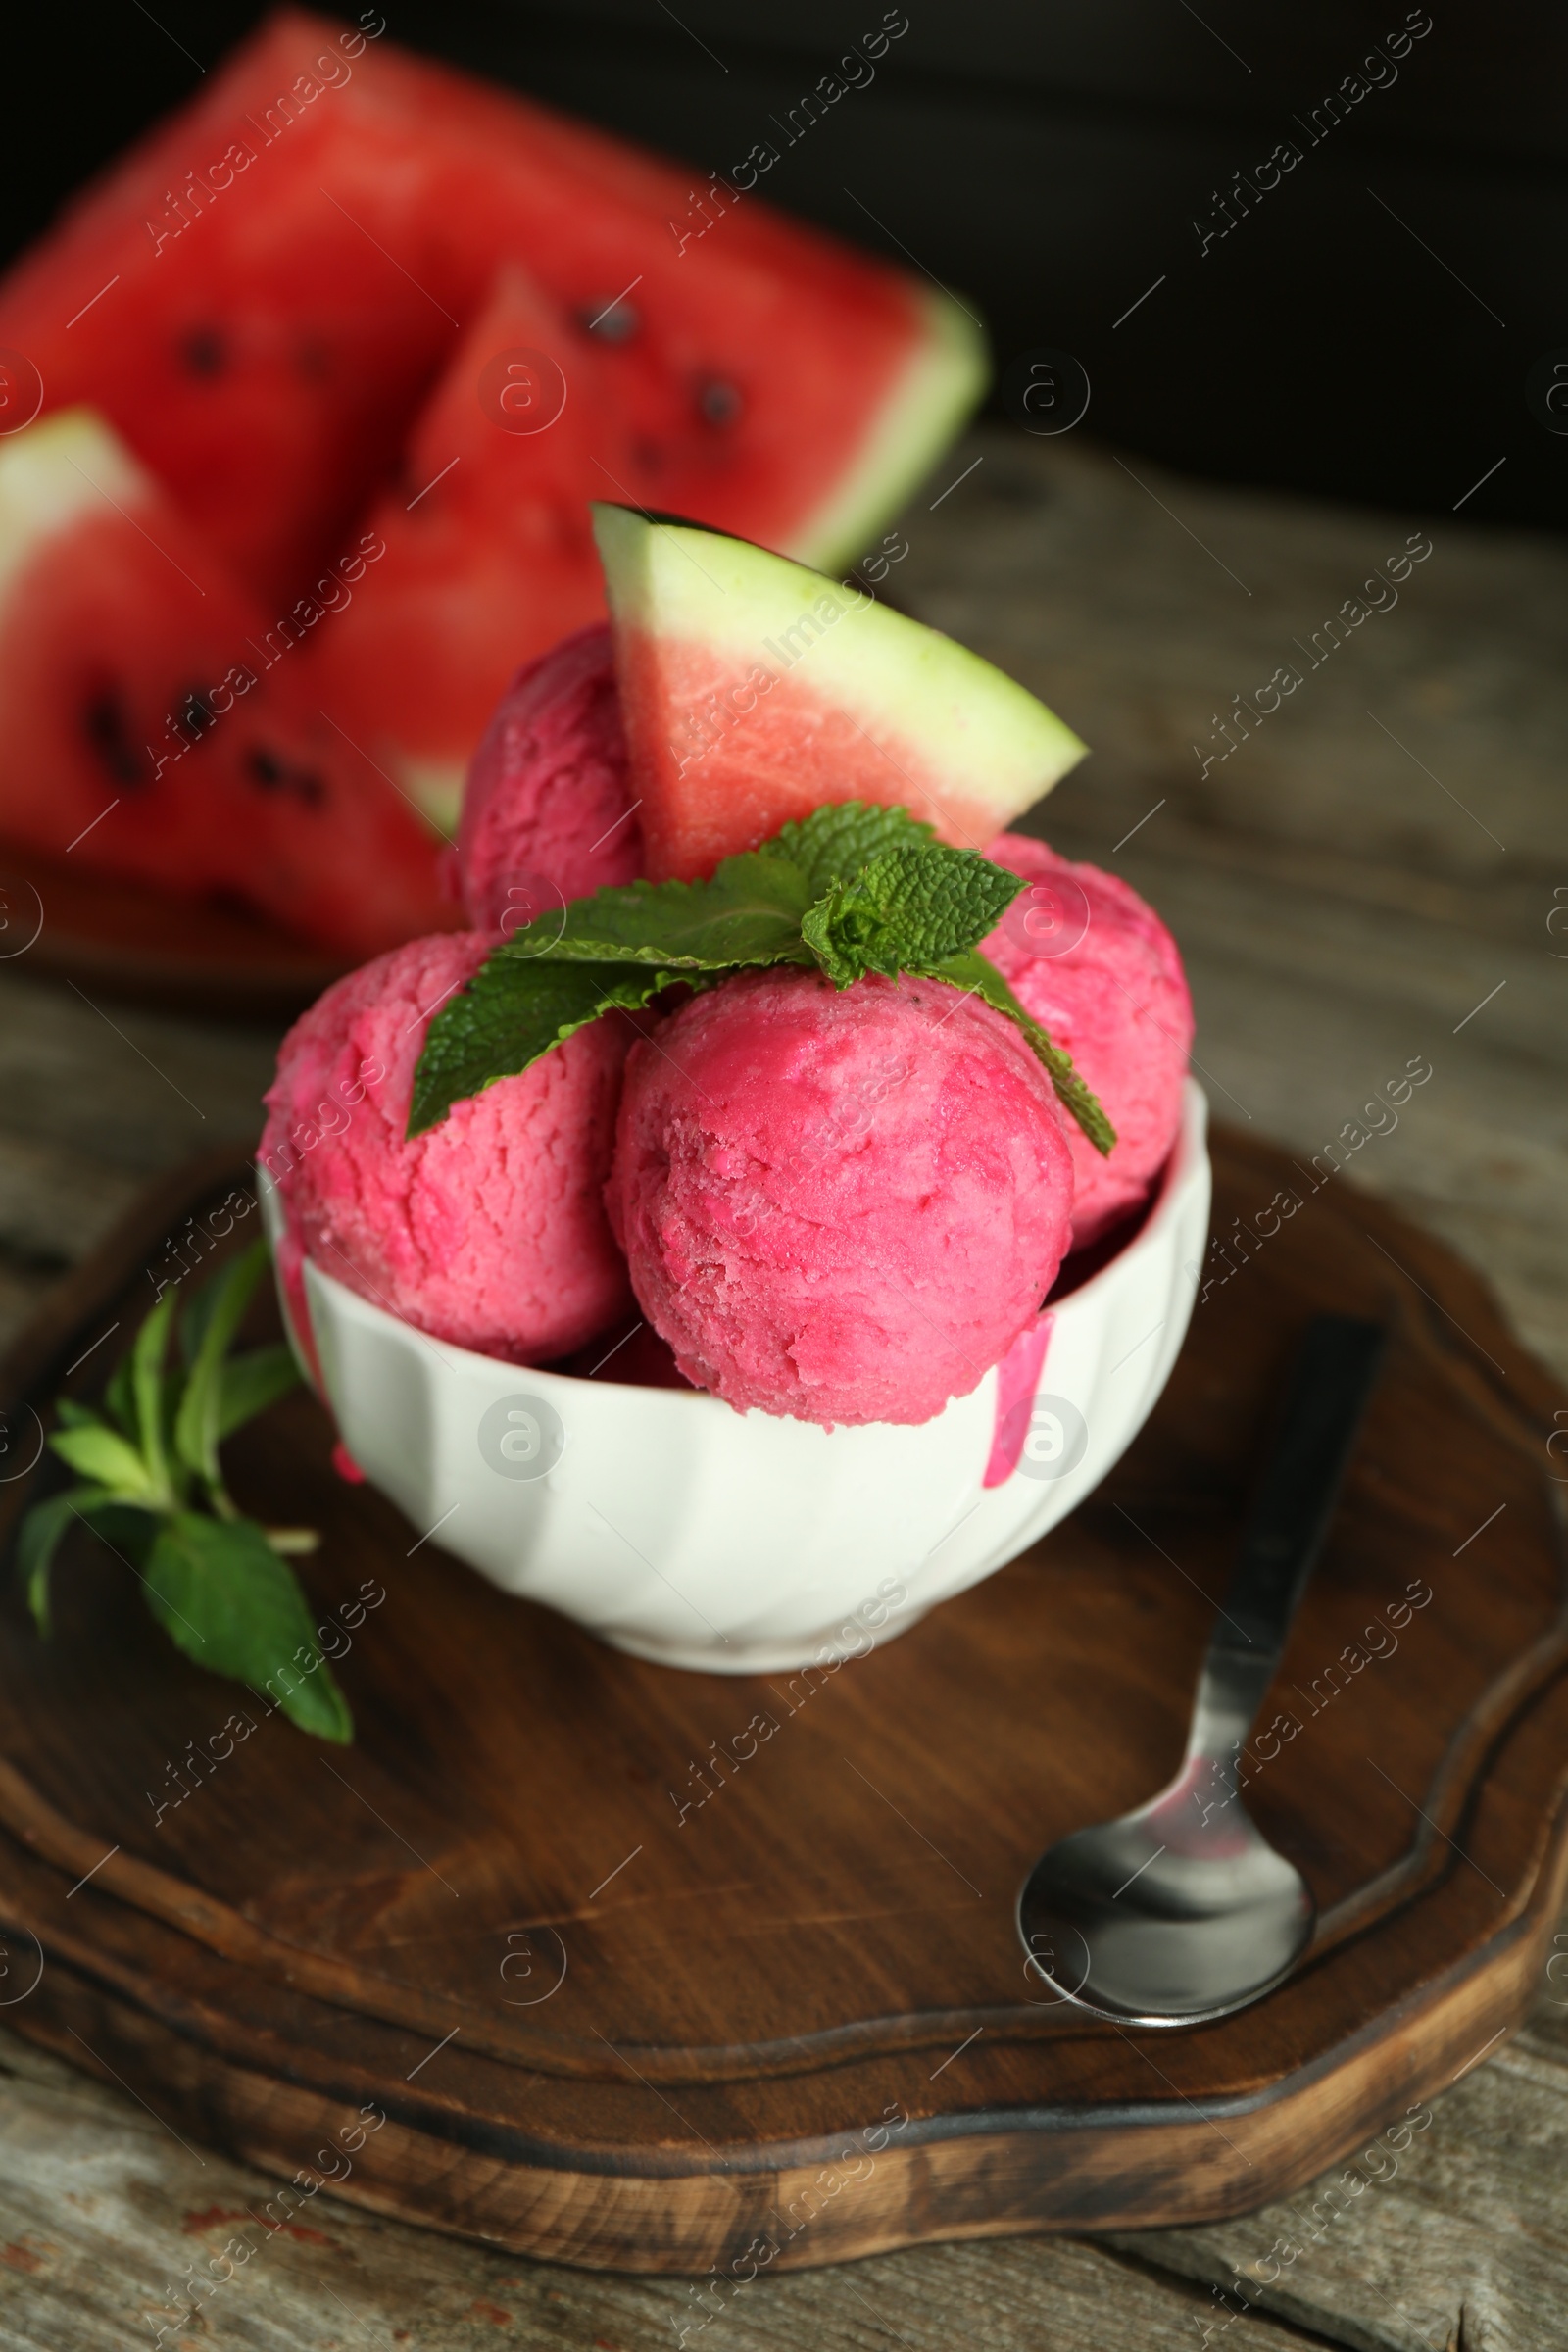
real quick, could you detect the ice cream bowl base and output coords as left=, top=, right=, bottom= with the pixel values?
left=260, top=1080, right=1210, bottom=1675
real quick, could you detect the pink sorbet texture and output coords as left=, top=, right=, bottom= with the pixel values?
left=607, top=967, right=1075, bottom=1428
left=261, top=931, right=631, bottom=1363
left=456, top=622, right=643, bottom=934
left=982, top=832, right=1193, bottom=1247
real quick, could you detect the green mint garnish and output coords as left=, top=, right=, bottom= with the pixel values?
left=757, top=801, right=937, bottom=896
left=935, top=950, right=1117, bottom=1157
left=17, top=1237, right=352, bottom=1743
left=801, top=843, right=1022, bottom=987
left=410, top=802, right=1115, bottom=1155
left=410, top=960, right=706, bottom=1139
left=501, top=849, right=816, bottom=969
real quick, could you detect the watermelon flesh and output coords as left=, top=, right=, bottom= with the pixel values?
left=0, top=18, right=456, bottom=607
left=0, top=410, right=452, bottom=955
left=0, top=8, right=986, bottom=612
left=591, top=506, right=1089, bottom=880
left=307, top=266, right=612, bottom=833
left=0, top=8, right=987, bottom=942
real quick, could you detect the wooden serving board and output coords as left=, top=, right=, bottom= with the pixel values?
left=0, top=1133, right=1564, bottom=2275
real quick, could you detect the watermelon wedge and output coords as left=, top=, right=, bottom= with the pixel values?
left=0, top=8, right=985, bottom=613
left=592, top=506, right=1088, bottom=880
left=0, top=409, right=452, bottom=955
left=307, top=265, right=612, bottom=833
left=0, top=18, right=457, bottom=607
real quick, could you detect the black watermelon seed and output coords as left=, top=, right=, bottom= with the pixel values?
left=83, top=688, right=147, bottom=786
left=581, top=298, right=640, bottom=343
left=294, top=770, right=326, bottom=808
left=697, top=379, right=742, bottom=427
left=245, top=748, right=285, bottom=789
left=178, top=689, right=216, bottom=740
left=180, top=328, right=227, bottom=377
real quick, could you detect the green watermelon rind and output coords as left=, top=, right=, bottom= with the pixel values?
left=0, top=408, right=152, bottom=611
left=593, top=503, right=1088, bottom=834
left=783, top=286, right=991, bottom=573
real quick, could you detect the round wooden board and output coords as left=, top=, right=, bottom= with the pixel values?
left=0, top=1134, right=1564, bottom=2275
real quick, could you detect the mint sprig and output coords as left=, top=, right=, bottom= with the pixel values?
left=410, top=803, right=1115, bottom=1154
left=801, top=843, right=1022, bottom=987
left=936, top=950, right=1116, bottom=1155
left=411, top=960, right=705, bottom=1138
left=18, top=1238, right=352, bottom=1743
left=758, top=802, right=941, bottom=897
left=503, top=851, right=816, bottom=969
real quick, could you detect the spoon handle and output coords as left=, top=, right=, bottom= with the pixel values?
left=1185, top=1314, right=1387, bottom=1764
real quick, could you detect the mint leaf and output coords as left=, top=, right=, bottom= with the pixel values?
left=174, top=1238, right=270, bottom=1494
left=103, top=1349, right=135, bottom=1437
left=143, top=1512, right=352, bottom=1742
left=802, top=845, right=1023, bottom=987
left=410, top=958, right=687, bottom=1136
left=24, top=1243, right=334, bottom=1734
left=17, top=1488, right=115, bottom=1637
left=498, top=807, right=938, bottom=974
left=937, top=949, right=1117, bottom=1155
left=130, top=1288, right=178, bottom=1501
left=216, top=1345, right=300, bottom=1441
left=47, top=1421, right=157, bottom=1497
left=758, top=802, right=936, bottom=897
left=504, top=850, right=813, bottom=970
left=407, top=802, right=1108, bottom=1154
left=16, top=1489, right=154, bottom=1636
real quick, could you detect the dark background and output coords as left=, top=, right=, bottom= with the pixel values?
left=4, top=1, right=1562, bottom=528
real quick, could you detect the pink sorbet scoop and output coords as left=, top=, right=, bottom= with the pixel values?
left=456, top=622, right=644, bottom=934
left=607, top=966, right=1075, bottom=1428
left=261, top=931, right=631, bottom=1364
left=981, top=832, right=1193, bottom=1248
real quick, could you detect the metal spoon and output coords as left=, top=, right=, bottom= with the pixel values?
left=1016, top=1313, right=1387, bottom=2028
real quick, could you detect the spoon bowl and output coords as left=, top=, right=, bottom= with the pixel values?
left=1018, top=1757, right=1316, bottom=2026
left=1016, top=1314, right=1386, bottom=2028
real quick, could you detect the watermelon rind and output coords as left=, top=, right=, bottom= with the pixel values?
left=592, top=503, right=1088, bottom=833
left=0, top=408, right=150, bottom=609
left=782, top=287, right=990, bottom=572
left=400, top=758, right=466, bottom=842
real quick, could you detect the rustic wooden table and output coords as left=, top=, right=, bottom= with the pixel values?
left=0, top=428, right=1563, bottom=2349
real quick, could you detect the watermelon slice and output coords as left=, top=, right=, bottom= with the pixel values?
left=0, top=9, right=984, bottom=608
left=306, top=266, right=612, bottom=833
left=592, top=506, right=1089, bottom=880
left=0, top=409, right=451, bottom=955
left=0, top=18, right=457, bottom=607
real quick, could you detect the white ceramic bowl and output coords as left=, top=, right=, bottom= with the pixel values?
left=261, top=1081, right=1209, bottom=1674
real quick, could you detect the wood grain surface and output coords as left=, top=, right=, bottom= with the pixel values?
left=0, top=1124, right=1562, bottom=2281
left=0, top=427, right=1562, bottom=2345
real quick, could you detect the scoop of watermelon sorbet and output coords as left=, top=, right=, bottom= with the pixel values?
left=261, top=931, right=631, bottom=1365
left=457, top=623, right=644, bottom=934
left=607, top=967, right=1074, bottom=1428
left=981, top=834, right=1193, bottom=1250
